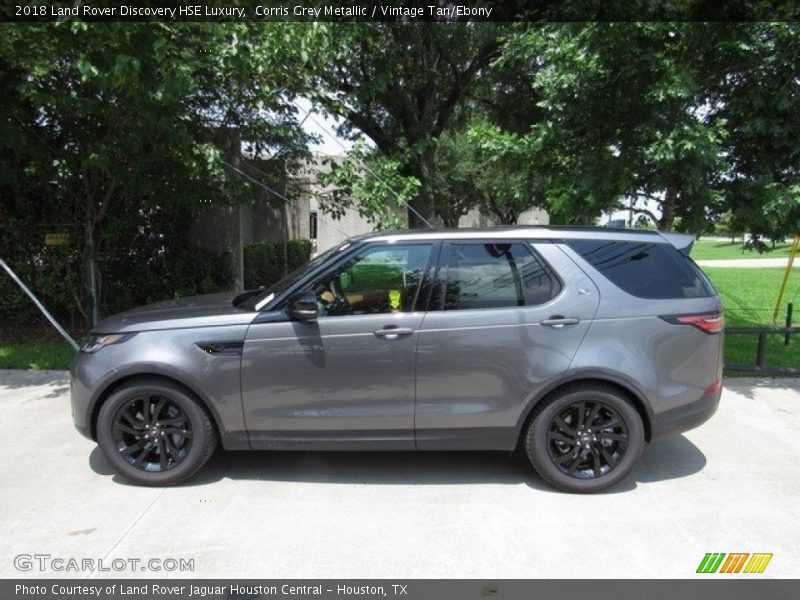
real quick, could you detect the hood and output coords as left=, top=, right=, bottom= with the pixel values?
left=94, top=291, right=258, bottom=333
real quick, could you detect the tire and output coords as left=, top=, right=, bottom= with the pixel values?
left=524, top=383, right=645, bottom=493
left=96, top=378, right=217, bottom=486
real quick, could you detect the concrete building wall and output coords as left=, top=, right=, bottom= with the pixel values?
left=191, top=157, right=310, bottom=253
left=292, top=156, right=407, bottom=255
left=191, top=141, right=550, bottom=269
left=310, top=199, right=373, bottom=254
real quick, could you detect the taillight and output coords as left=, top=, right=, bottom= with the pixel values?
left=661, top=312, right=723, bottom=334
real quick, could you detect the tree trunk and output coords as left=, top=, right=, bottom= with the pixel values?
left=440, top=213, right=459, bottom=228
left=236, top=204, right=245, bottom=289
left=84, top=215, right=99, bottom=328
left=406, top=148, right=437, bottom=229
left=659, top=189, right=677, bottom=231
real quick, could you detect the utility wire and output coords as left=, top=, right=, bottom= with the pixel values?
left=231, top=156, right=358, bottom=241
left=219, top=157, right=353, bottom=241
left=237, top=150, right=371, bottom=222
left=294, top=102, right=435, bottom=229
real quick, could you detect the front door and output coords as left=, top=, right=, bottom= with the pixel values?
left=241, top=241, right=435, bottom=450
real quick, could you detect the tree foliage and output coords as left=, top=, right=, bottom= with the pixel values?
left=0, top=21, right=321, bottom=325
left=714, top=23, right=800, bottom=239
left=318, top=139, right=418, bottom=230
left=311, top=22, right=502, bottom=227
left=319, top=22, right=798, bottom=237
left=498, top=23, right=729, bottom=229
left=2, top=21, right=799, bottom=333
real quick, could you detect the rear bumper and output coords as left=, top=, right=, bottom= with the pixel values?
left=650, top=384, right=721, bottom=439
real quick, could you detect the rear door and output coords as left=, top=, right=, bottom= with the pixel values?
left=414, top=240, right=600, bottom=450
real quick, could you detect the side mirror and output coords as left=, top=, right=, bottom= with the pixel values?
left=288, top=292, right=319, bottom=321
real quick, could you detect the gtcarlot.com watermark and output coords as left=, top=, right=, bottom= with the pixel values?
left=14, top=553, right=194, bottom=573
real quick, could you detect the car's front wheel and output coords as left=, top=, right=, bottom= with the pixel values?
left=96, top=378, right=216, bottom=486
left=524, top=383, right=645, bottom=493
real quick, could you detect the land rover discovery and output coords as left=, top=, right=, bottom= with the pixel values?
left=71, top=227, right=723, bottom=492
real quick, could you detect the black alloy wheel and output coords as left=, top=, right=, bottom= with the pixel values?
left=97, top=378, right=216, bottom=486
left=546, top=400, right=629, bottom=479
left=112, top=394, right=192, bottom=473
left=524, top=383, right=645, bottom=493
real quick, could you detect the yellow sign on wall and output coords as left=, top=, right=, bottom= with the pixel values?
left=45, top=233, right=70, bottom=246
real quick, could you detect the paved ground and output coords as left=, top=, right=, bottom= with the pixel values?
left=1, top=369, right=799, bottom=579
left=696, top=258, right=797, bottom=268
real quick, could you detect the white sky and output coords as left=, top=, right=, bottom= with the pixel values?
left=295, top=97, right=355, bottom=156
left=604, top=197, right=662, bottom=226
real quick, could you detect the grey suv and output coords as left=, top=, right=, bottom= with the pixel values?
left=71, top=227, right=723, bottom=492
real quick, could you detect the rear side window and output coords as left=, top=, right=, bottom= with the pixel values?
left=565, top=239, right=713, bottom=299
left=444, top=242, right=561, bottom=310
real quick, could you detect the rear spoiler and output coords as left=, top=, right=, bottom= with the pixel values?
left=658, top=232, right=695, bottom=256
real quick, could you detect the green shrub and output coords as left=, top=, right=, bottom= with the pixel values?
left=2, top=237, right=312, bottom=328
left=243, top=242, right=281, bottom=289
left=287, top=239, right=313, bottom=272
left=1, top=245, right=236, bottom=329
left=0, top=245, right=84, bottom=330
left=243, top=239, right=312, bottom=289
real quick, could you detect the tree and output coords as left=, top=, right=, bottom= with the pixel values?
left=500, top=22, right=800, bottom=234
left=502, top=23, right=729, bottom=231
left=320, top=122, right=550, bottom=229
left=466, top=121, right=553, bottom=224
left=712, top=23, right=800, bottom=240
left=318, top=139, right=418, bottom=230
left=312, top=22, right=502, bottom=227
left=0, top=22, right=321, bottom=325
left=430, top=128, right=481, bottom=227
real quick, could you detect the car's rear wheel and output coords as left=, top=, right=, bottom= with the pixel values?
left=97, top=378, right=216, bottom=486
left=524, top=384, right=645, bottom=493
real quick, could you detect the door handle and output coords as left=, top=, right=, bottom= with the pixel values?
left=373, top=326, right=414, bottom=339
left=541, top=316, right=580, bottom=328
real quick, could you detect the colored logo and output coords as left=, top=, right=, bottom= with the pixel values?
left=696, top=553, right=773, bottom=574
left=389, top=289, right=401, bottom=310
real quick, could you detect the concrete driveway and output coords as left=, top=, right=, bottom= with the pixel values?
left=1, top=369, right=799, bottom=579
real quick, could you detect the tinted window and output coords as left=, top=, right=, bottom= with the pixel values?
left=444, top=243, right=561, bottom=310
left=250, top=242, right=347, bottom=310
left=311, top=243, right=433, bottom=316
left=566, top=239, right=713, bottom=299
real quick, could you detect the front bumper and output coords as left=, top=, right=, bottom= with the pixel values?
left=650, top=384, right=722, bottom=439
left=70, top=350, right=117, bottom=441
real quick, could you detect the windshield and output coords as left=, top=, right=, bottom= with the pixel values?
left=241, top=242, right=351, bottom=311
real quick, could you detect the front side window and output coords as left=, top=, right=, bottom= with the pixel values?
left=310, top=243, right=433, bottom=317
left=444, top=242, right=561, bottom=311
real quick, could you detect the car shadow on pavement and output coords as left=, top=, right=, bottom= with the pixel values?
left=89, top=434, right=706, bottom=494
left=722, top=377, right=800, bottom=400
left=0, top=369, right=70, bottom=398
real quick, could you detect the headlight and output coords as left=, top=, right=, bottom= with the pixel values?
left=80, top=333, right=136, bottom=353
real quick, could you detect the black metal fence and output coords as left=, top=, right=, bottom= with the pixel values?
left=724, top=325, right=800, bottom=376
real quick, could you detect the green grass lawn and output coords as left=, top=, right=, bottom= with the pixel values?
left=0, top=339, right=75, bottom=370
left=704, top=267, right=799, bottom=372
left=691, top=239, right=794, bottom=260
